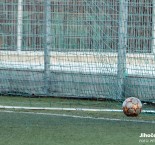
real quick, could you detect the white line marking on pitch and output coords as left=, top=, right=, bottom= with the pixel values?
left=0, top=110, right=154, bottom=124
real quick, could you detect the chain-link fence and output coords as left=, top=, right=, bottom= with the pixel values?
left=0, top=0, right=155, bottom=101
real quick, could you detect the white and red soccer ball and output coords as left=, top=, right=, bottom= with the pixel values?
left=122, top=97, right=142, bottom=117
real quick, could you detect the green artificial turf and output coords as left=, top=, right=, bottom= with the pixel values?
left=0, top=96, right=154, bottom=145
left=0, top=111, right=154, bottom=145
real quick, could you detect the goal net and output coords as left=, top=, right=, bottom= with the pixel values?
left=0, top=0, right=155, bottom=123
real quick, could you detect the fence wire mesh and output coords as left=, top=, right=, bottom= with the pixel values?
left=0, top=0, right=155, bottom=101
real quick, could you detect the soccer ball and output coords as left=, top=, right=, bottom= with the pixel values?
left=122, top=97, right=142, bottom=117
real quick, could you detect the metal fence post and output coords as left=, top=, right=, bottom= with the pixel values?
left=17, top=0, right=23, bottom=51
left=117, top=0, right=128, bottom=99
left=152, top=1, right=155, bottom=54
left=44, top=0, right=51, bottom=96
